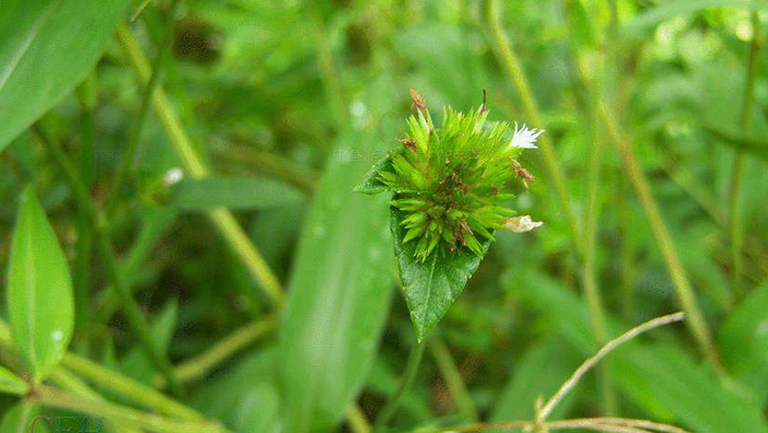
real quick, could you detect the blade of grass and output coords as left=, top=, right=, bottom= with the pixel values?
left=73, top=72, right=97, bottom=351
left=115, top=22, right=284, bottom=306
left=105, top=0, right=181, bottom=216
left=728, top=11, right=762, bottom=298
left=430, top=338, right=478, bottom=421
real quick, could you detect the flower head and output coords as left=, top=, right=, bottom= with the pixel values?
left=509, top=122, right=544, bottom=149
left=358, top=90, right=543, bottom=261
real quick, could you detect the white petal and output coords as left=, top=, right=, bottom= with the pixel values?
left=504, top=215, right=544, bottom=233
left=509, top=122, right=544, bottom=149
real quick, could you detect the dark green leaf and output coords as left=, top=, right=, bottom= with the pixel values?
left=0, top=0, right=130, bottom=152
left=353, top=151, right=394, bottom=194
left=168, top=177, right=303, bottom=211
left=7, top=187, right=74, bottom=383
left=278, top=129, right=395, bottom=433
left=121, top=301, right=178, bottom=385
left=392, top=208, right=490, bottom=342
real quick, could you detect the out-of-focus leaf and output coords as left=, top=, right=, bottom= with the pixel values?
left=623, top=0, right=768, bottom=38
left=167, top=177, right=303, bottom=211
left=0, top=403, right=48, bottom=433
left=505, top=270, right=768, bottom=433
left=367, top=358, right=434, bottom=421
left=278, top=127, right=394, bottom=432
left=720, top=282, right=768, bottom=405
left=0, top=367, right=27, bottom=396
left=392, top=208, right=490, bottom=342
left=491, top=338, right=580, bottom=424
left=0, top=0, right=129, bottom=152
left=121, top=301, right=178, bottom=385
left=196, top=349, right=280, bottom=433
left=7, top=187, right=73, bottom=383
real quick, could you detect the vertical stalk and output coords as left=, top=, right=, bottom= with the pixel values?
left=728, top=11, right=761, bottom=298
left=373, top=340, right=426, bottom=431
left=599, top=107, right=721, bottom=370
left=34, top=125, right=187, bottom=399
left=115, top=23, right=285, bottom=306
left=482, top=0, right=580, bottom=246
left=430, top=338, right=478, bottom=421
left=106, top=0, right=181, bottom=216
left=73, top=72, right=97, bottom=351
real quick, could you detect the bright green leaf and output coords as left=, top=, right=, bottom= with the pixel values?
left=168, top=177, right=304, bottom=211
left=392, top=208, right=490, bottom=342
left=0, top=403, right=48, bottom=433
left=0, top=0, right=130, bottom=152
left=353, top=151, right=394, bottom=195
left=0, top=365, right=28, bottom=396
left=7, top=187, right=74, bottom=383
left=278, top=129, right=395, bottom=433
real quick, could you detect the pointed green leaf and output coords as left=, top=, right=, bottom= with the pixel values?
left=0, top=0, right=130, bottom=153
left=7, top=187, right=74, bottom=383
left=391, top=208, right=490, bottom=341
left=353, top=151, right=395, bottom=194
left=0, top=365, right=28, bottom=395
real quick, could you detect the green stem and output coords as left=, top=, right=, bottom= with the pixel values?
left=115, top=22, right=285, bottom=306
left=156, top=316, right=276, bottom=387
left=33, top=124, right=187, bottom=399
left=62, top=354, right=203, bottom=420
left=32, top=386, right=229, bottom=433
left=728, top=11, right=761, bottom=299
left=374, top=340, right=426, bottom=431
left=482, top=0, right=580, bottom=247
left=429, top=338, right=478, bottom=421
left=309, top=0, right=347, bottom=127
left=214, top=144, right=317, bottom=194
left=106, top=0, right=181, bottom=216
left=599, top=106, right=721, bottom=370
left=73, top=72, right=97, bottom=350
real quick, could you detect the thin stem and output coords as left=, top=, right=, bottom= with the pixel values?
left=73, top=72, right=97, bottom=349
left=539, top=312, right=685, bottom=419
left=156, top=316, right=276, bottom=387
left=33, top=124, right=186, bottom=399
left=32, top=385, right=229, bottom=433
left=482, top=0, right=580, bottom=247
left=429, top=338, right=478, bottom=421
left=728, top=11, right=761, bottom=298
left=347, top=404, right=372, bottom=433
left=308, top=0, right=347, bottom=127
left=550, top=418, right=692, bottom=433
left=374, top=340, right=426, bottom=430
left=213, top=144, right=317, bottom=194
left=62, top=354, right=203, bottom=420
left=106, top=0, right=181, bottom=216
left=600, top=105, right=721, bottom=370
left=115, top=22, right=285, bottom=306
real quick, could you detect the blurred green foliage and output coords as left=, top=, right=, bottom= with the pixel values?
left=1, top=0, right=768, bottom=432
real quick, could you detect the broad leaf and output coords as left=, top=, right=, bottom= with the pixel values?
left=168, top=177, right=303, bottom=211
left=0, top=366, right=28, bottom=396
left=7, top=188, right=74, bottom=383
left=278, top=129, right=395, bottom=432
left=720, top=282, right=768, bottom=405
left=0, top=0, right=130, bottom=152
left=392, top=208, right=490, bottom=342
left=0, top=403, right=48, bottom=433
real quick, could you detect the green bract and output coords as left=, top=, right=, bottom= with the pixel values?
left=358, top=95, right=525, bottom=261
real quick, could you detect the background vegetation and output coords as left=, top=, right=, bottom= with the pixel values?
left=1, top=0, right=768, bottom=432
